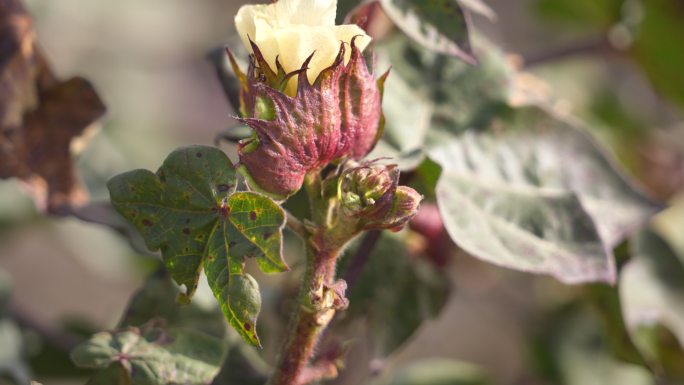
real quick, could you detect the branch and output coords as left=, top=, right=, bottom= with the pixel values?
left=522, top=37, right=619, bottom=68
left=285, top=210, right=308, bottom=239
left=342, top=230, right=382, bottom=290
left=296, top=361, right=338, bottom=385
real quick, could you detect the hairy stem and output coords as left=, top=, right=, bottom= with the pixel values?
left=286, top=210, right=309, bottom=239
left=267, top=240, right=342, bottom=385
left=268, top=171, right=354, bottom=385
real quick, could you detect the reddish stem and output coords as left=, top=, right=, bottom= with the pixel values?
left=267, top=243, right=341, bottom=385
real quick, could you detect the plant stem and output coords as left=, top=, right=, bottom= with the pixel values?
left=267, top=240, right=341, bottom=385
left=342, top=229, right=381, bottom=290
left=286, top=210, right=309, bottom=239
left=268, top=171, right=353, bottom=385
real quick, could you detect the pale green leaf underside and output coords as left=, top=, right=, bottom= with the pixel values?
left=621, top=230, right=684, bottom=369
left=107, top=145, right=287, bottom=346
left=72, top=327, right=226, bottom=385
left=380, top=0, right=475, bottom=63
left=432, top=107, right=660, bottom=284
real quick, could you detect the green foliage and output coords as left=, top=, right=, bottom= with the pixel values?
left=535, top=0, right=622, bottom=27
left=119, top=272, right=226, bottom=337
left=107, top=146, right=287, bottom=346
left=432, top=106, right=660, bottom=284
left=534, top=306, right=655, bottom=385
left=379, top=0, right=475, bottom=63
left=535, top=0, right=684, bottom=112
left=376, top=35, right=659, bottom=283
left=0, top=269, right=31, bottom=385
left=621, top=230, right=684, bottom=381
left=341, top=232, right=450, bottom=356
left=71, top=325, right=227, bottom=385
left=632, top=0, right=684, bottom=111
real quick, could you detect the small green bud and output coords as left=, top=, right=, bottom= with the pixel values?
left=339, top=165, right=397, bottom=215
left=338, top=164, right=422, bottom=231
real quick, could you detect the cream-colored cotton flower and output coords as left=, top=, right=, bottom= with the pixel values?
left=235, top=0, right=371, bottom=87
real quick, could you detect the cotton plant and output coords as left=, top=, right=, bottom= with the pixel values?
left=68, top=0, right=670, bottom=384
left=98, top=0, right=419, bottom=384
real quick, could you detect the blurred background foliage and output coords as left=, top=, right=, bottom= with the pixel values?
left=1, top=0, right=684, bottom=384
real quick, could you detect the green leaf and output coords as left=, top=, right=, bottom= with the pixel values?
left=533, top=305, right=655, bottom=385
left=373, top=36, right=513, bottom=161
left=632, top=0, right=684, bottom=111
left=85, top=363, right=131, bottom=385
left=368, top=67, right=432, bottom=170
left=342, top=231, right=450, bottom=356
left=382, top=358, right=490, bottom=385
left=119, top=272, right=227, bottom=338
left=0, top=318, right=31, bottom=385
left=535, top=0, right=622, bottom=27
left=379, top=0, right=475, bottom=63
left=432, top=106, right=660, bottom=284
left=211, top=339, right=271, bottom=385
left=457, top=0, right=496, bottom=21
left=621, top=229, right=684, bottom=380
left=108, top=145, right=288, bottom=346
left=72, top=325, right=227, bottom=385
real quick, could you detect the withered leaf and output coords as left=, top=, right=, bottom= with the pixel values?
left=0, top=0, right=106, bottom=211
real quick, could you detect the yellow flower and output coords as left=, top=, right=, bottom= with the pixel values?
left=235, top=0, right=371, bottom=87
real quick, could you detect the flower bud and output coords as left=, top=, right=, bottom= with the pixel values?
left=228, top=38, right=388, bottom=198
left=339, top=164, right=397, bottom=216
left=338, top=164, right=422, bottom=231
left=234, top=0, right=371, bottom=94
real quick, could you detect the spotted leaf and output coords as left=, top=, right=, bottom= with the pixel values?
left=107, top=145, right=287, bottom=346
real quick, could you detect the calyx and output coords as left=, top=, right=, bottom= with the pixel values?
left=227, top=38, right=388, bottom=198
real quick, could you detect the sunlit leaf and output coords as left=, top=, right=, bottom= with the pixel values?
left=377, top=36, right=660, bottom=283
left=72, top=325, right=227, bottom=385
left=458, top=0, right=496, bottom=21
left=379, top=0, right=475, bottom=63
left=108, top=145, right=287, bottom=346
left=432, top=106, right=660, bottom=284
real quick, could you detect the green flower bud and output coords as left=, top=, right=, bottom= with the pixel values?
left=338, top=164, right=422, bottom=231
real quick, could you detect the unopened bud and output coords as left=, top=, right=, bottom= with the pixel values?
left=338, top=164, right=422, bottom=231
left=228, top=39, right=388, bottom=198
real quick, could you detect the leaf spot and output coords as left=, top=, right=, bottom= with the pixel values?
left=263, top=232, right=272, bottom=240
left=249, top=211, right=257, bottom=221
left=142, top=219, right=154, bottom=227
left=182, top=227, right=191, bottom=235
left=217, top=184, right=232, bottom=192
left=196, top=152, right=203, bottom=158
left=217, top=205, right=231, bottom=219
left=243, top=323, right=252, bottom=331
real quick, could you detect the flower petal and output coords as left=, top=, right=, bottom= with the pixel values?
left=275, top=0, right=337, bottom=27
